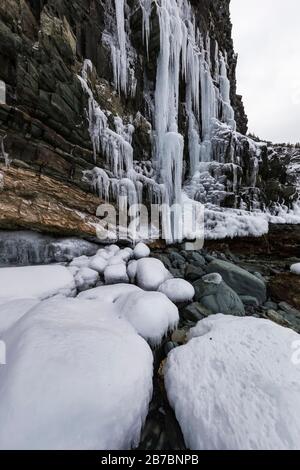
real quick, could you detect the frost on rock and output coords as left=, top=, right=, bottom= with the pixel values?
left=158, top=279, right=195, bottom=303
left=89, top=256, right=108, bottom=274
left=0, top=298, right=153, bottom=450
left=0, top=266, right=76, bottom=300
left=291, top=263, right=300, bottom=275
left=165, top=315, right=300, bottom=450
left=136, top=258, right=172, bottom=291
left=116, top=290, right=179, bottom=346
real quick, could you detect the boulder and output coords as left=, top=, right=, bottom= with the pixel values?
left=207, top=259, right=267, bottom=304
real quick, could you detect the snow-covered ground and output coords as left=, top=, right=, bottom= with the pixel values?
left=165, top=315, right=300, bottom=450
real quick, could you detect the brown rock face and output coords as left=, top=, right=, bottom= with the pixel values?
left=269, top=273, right=300, bottom=310
left=0, top=165, right=102, bottom=239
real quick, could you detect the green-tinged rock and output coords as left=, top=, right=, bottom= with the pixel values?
left=207, top=259, right=267, bottom=304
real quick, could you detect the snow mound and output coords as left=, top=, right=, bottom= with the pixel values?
left=78, top=284, right=142, bottom=302
left=133, top=243, right=150, bottom=260
left=136, top=258, right=172, bottom=291
left=158, top=279, right=195, bottom=303
left=0, top=265, right=75, bottom=300
left=0, top=298, right=153, bottom=450
left=116, top=291, right=179, bottom=346
left=104, top=264, right=129, bottom=284
left=0, top=299, right=40, bottom=335
left=165, top=315, right=300, bottom=450
left=291, top=263, right=300, bottom=275
left=127, top=260, right=138, bottom=283
left=74, top=267, right=99, bottom=292
left=69, top=255, right=90, bottom=268
left=88, top=256, right=108, bottom=274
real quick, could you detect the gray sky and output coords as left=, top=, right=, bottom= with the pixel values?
left=230, top=0, right=300, bottom=143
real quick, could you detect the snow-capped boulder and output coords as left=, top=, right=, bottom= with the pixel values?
left=291, top=263, right=300, bottom=275
left=127, top=260, right=138, bottom=283
left=116, top=291, right=179, bottom=345
left=133, top=242, right=150, bottom=260
left=207, top=260, right=267, bottom=304
left=0, top=298, right=153, bottom=449
left=104, top=264, right=129, bottom=285
left=158, top=279, right=195, bottom=303
left=105, top=244, right=120, bottom=256
left=193, top=274, right=245, bottom=316
left=165, top=315, right=300, bottom=450
left=88, top=256, right=108, bottom=274
left=78, top=284, right=142, bottom=302
left=136, top=258, right=172, bottom=291
left=74, top=267, right=99, bottom=292
left=69, top=256, right=90, bottom=269
left=0, top=265, right=76, bottom=300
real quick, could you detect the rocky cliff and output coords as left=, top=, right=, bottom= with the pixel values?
left=0, top=0, right=299, bottom=241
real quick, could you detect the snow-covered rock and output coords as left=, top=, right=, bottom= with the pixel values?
left=116, top=291, right=179, bottom=345
left=96, top=249, right=112, bottom=260
left=78, top=284, right=142, bottom=302
left=0, top=265, right=76, bottom=300
left=158, top=279, right=195, bottom=303
left=133, top=242, right=150, bottom=260
left=136, top=258, right=172, bottom=291
left=104, top=264, right=129, bottom=285
left=165, top=315, right=300, bottom=450
left=0, top=298, right=40, bottom=335
left=69, top=255, right=90, bottom=268
left=74, top=267, right=99, bottom=292
left=127, top=260, right=138, bottom=283
left=291, top=263, right=300, bottom=275
left=89, top=256, right=108, bottom=274
left=105, top=244, right=120, bottom=255
left=0, top=298, right=153, bottom=450
left=107, top=255, right=126, bottom=266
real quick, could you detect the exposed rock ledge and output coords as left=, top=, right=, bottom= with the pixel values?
left=0, top=165, right=102, bottom=239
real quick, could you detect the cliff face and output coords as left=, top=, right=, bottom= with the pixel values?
left=0, top=0, right=298, bottom=240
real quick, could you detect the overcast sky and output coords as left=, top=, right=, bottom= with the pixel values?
left=230, top=0, right=300, bottom=143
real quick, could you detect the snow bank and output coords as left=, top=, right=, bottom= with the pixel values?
left=136, top=258, right=172, bottom=291
left=165, top=315, right=300, bottom=450
left=104, top=264, right=129, bottom=284
left=0, top=299, right=40, bottom=335
left=0, top=265, right=75, bottom=300
left=158, top=279, right=195, bottom=303
left=116, top=291, right=179, bottom=346
left=78, top=284, right=142, bottom=302
left=0, top=298, right=153, bottom=450
left=291, top=263, right=300, bottom=275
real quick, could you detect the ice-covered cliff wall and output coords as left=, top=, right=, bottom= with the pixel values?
left=0, top=0, right=299, bottom=240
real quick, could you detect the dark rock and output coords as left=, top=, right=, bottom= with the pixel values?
left=185, top=264, right=206, bottom=282
left=269, top=273, right=300, bottom=310
left=181, top=302, right=207, bottom=322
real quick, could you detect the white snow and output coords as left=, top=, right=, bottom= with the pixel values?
left=69, top=255, right=90, bottom=268
left=136, top=258, right=172, bottom=291
left=127, top=260, right=138, bottom=283
left=165, top=315, right=300, bottom=450
left=291, top=263, right=300, bottom=275
left=88, top=256, right=108, bottom=274
left=0, top=265, right=76, bottom=300
left=0, top=298, right=40, bottom=335
left=133, top=242, right=150, bottom=260
left=0, top=298, right=153, bottom=450
left=74, top=267, right=99, bottom=292
left=104, top=264, right=129, bottom=284
left=202, top=273, right=223, bottom=285
left=158, top=279, right=195, bottom=303
left=78, top=284, right=142, bottom=303
left=116, top=290, right=179, bottom=346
